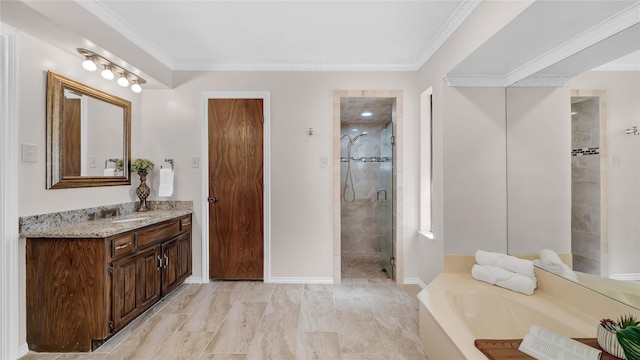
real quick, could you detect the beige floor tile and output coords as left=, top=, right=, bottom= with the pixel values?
left=55, top=355, right=105, bottom=360
left=180, top=291, right=242, bottom=332
left=151, top=331, right=215, bottom=360
left=374, top=315, right=427, bottom=360
left=296, top=332, right=341, bottom=360
left=337, top=316, right=387, bottom=354
left=246, top=310, right=299, bottom=360
left=299, top=291, right=338, bottom=332
left=102, top=314, right=188, bottom=360
left=304, top=284, right=333, bottom=291
left=161, top=284, right=217, bottom=314
left=341, top=354, right=393, bottom=360
left=238, top=282, right=276, bottom=303
left=215, top=281, right=250, bottom=291
left=199, top=355, right=247, bottom=360
left=204, top=302, right=267, bottom=354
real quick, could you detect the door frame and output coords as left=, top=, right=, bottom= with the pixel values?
left=201, top=92, right=271, bottom=282
left=333, top=90, right=404, bottom=284
left=1, top=24, right=20, bottom=358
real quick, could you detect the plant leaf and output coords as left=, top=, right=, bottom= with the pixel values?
left=617, top=325, right=640, bottom=360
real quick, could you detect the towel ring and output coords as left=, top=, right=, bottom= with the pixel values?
left=162, top=159, right=174, bottom=170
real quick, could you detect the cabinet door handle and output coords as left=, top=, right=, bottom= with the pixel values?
left=115, top=242, right=132, bottom=250
left=163, top=254, right=169, bottom=269
left=157, top=255, right=163, bottom=270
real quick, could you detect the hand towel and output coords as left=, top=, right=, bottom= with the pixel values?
left=472, top=264, right=537, bottom=295
left=533, top=259, right=579, bottom=283
left=475, top=250, right=535, bottom=279
left=158, top=168, right=174, bottom=197
left=103, top=168, right=117, bottom=176
left=539, top=249, right=564, bottom=273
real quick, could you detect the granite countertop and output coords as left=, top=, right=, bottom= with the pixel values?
left=21, top=209, right=192, bottom=239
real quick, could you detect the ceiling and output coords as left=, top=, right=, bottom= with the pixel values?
left=2, top=0, right=637, bottom=89
left=0, top=0, right=479, bottom=77
left=340, top=97, right=394, bottom=126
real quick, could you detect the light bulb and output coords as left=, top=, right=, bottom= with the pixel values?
left=82, top=57, right=97, bottom=72
left=131, top=81, right=142, bottom=94
left=117, top=75, right=130, bottom=87
left=101, top=66, right=114, bottom=80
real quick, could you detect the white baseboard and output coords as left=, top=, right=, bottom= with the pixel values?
left=403, top=277, right=427, bottom=288
left=267, top=277, right=334, bottom=284
left=19, top=343, right=29, bottom=358
left=609, top=273, right=640, bottom=282
left=185, top=276, right=207, bottom=284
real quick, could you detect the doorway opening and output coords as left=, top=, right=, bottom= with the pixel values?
left=333, top=90, right=403, bottom=284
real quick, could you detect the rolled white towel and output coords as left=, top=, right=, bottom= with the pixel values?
left=539, top=249, right=564, bottom=274
left=475, top=250, right=535, bottom=279
left=472, top=264, right=537, bottom=295
left=103, top=168, right=117, bottom=176
left=533, top=259, right=579, bottom=283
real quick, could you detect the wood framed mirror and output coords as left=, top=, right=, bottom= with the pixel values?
left=46, top=71, right=131, bottom=189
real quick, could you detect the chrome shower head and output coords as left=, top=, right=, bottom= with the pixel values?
left=352, top=132, right=368, bottom=142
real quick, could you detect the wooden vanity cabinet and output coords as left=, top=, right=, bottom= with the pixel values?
left=26, top=214, right=192, bottom=352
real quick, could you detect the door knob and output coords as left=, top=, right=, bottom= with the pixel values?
left=207, top=197, right=218, bottom=203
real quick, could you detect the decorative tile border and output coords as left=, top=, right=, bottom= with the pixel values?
left=340, top=156, right=391, bottom=163
left=19, top=200, right=193, bottom=234
left=571, top=147, right=600, bottom=156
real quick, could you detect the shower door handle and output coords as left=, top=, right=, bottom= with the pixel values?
left=376, top=189, right=387, bottom=202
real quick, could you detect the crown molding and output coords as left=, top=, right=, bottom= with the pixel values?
left=415, top=0, right=481, bottom=70
left=509, top=73, right=577, bottom=87
left=504, top=2, right=640, bottom=86
left=442, top=74, right=507, bottom=87
left=591, top=62, right=640, bottom=72
left=173, top=60, right=418, bottom=72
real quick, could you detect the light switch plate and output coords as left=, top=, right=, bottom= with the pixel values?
left=22, top=143, right=37, bottom=163
left=191, top=156, right=200, bottom=168
left=320, top=156, right=328, bottom=169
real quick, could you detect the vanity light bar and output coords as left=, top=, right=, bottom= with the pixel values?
left=77, top=48, right=146, bottom=93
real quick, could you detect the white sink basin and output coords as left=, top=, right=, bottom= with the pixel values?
left=111, top=216, right=151, bottom=224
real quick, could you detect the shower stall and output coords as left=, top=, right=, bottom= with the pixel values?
left=339, top=97, right=394, bottom=280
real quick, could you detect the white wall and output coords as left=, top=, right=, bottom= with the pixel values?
left=506, top=86, right=571, bottom=254
left=15, top=30, right=142, bottom=351
left=141, top=71, right=419, bottom=281
left=415, top=0, right=532, bottom=285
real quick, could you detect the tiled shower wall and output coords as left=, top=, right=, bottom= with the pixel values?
left=571, top=98, right=601, bottom=274
left=340, top=124, right=389, bottom=254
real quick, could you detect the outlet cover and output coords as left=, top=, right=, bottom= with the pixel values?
left=22, top=143, right=37, bottom=163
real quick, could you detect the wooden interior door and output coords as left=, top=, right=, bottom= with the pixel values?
left=208, top=98, right=264, bottom=280
left=63, top=98, right=81, bottom=176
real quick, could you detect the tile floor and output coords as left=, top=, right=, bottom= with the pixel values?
left=20, top=281, right=427, bottom=360
left=341, top=253, right=391, bottom=281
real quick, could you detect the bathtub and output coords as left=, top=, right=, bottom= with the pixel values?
left=418, top=273, right=596, bottom=359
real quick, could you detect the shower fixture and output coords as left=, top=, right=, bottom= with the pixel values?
left=624, top=126, right=639, bottom=135
left=341, top=132, right=368, bottom=202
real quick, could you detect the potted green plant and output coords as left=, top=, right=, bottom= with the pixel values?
left=131, top=158, right=154, bottom=212
left=115, top=159, right=124, bottom=173
left=599, top=315, right=640, bottom=359
left=617, top=324, right=640, bottom=360
left=131, top=158, right=154, bottom=174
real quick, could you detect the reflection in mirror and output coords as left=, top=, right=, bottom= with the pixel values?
left=506, top=37, right=640, bottom=308
left=47, top=71, right=131, bottom=188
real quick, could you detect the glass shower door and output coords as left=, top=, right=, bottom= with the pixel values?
left=379, top=123, right=394, bottom=279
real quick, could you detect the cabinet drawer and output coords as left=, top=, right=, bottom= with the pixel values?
left=180, top=216, right=192, bottom=232
left=136, top=221, right=180, bottom=248
left=112, top=234, right=135, bottom=258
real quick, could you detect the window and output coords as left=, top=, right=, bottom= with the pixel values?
left=420, top=88, right=433, bottom=234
